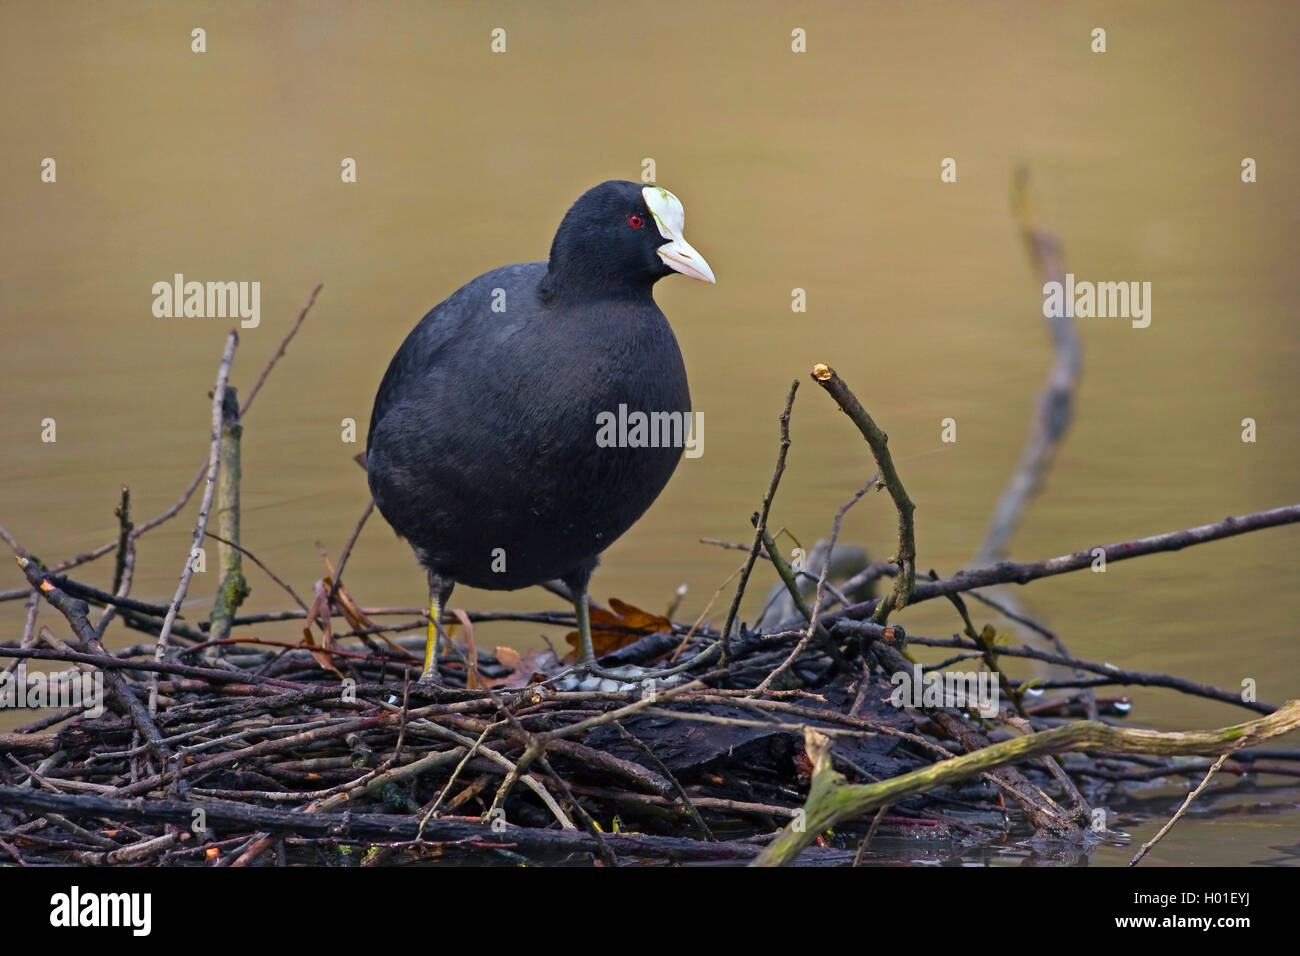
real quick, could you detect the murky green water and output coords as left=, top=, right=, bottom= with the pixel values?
left=2, top=1, right=1297, bottom=863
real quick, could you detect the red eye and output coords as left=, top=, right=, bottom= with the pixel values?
left=628, top=214, right=644, bottom=229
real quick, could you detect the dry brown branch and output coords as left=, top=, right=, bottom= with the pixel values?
left=810, top=364, right=916, bottom=625
left=818, top=504, right=1300, bottom=629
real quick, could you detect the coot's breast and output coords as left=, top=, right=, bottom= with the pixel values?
left=367, top=275, right=690, bottom=590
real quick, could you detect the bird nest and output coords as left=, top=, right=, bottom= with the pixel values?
left=3, top=610, right=1297, bottom=867
left=0, top=620, right=927, bottom=865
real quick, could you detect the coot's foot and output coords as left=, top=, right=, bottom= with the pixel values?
left=568, top=579, right=723, bottom=686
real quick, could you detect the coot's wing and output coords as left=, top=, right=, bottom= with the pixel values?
left=366, top=262, right=545, bottom=450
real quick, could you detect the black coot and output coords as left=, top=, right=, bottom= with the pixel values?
left=366, top=180, right=714, bottom=681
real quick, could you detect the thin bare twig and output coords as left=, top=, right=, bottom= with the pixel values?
left=240, top=282, right=322, bottom=416
left=1129, top=753, right=1230, bottom=866
left=720, top=380, right=799, bottom=662
left=150, top=329, right=238, bottom=715
left=755, top=478, right=873, bottom=693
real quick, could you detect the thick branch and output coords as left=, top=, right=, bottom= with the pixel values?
left=0, top=787, right=764, bottom=864
left=811, top=364, right=916, bottom=624
left=208, top=386, right=249, bottom=650
left=824, top=504, right=1300, bottom=627
left=755, top=699, right=1300, bottom=866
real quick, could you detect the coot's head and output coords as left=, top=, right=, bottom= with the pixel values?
left=542, top=180, right=715, bottom=302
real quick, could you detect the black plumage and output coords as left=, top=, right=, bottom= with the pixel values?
left=366, top=180, right=713, bottom=679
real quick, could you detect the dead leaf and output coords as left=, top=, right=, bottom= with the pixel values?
left=484, top=645, right=561, bottom=689
left=303, top=578, right=344, bottom=678
left=450, top=608, right=480, bottom=690
left=564, top=597, right=674, bottom=662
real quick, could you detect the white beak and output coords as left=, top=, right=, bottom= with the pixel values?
left=643, top=185, right=716, bottom=284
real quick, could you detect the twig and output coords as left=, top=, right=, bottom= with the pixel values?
left=93, top=487, right=138, bottom=642
left=204, top=531, right=309, bottom=613
left=851, top=804, right=890, bottom=866
left=897, top=632, right=1275, bottom=714
left=239, top=283, right=322, bottom=416
left=110, top=485, right=134, bottom=596
left=11, top=554, right=173, bottom=761
left=0, top=787, right=772, bottom=863
left=754, top=526, right=846, bottom=670
left=810, top=364, right=916, bottom=625
left=720, top=380, right=798, bottom=661
left=149, top=330, right=238, bottom=715
left=0, top=645, right=301, bottom=688
left=821, top=505, right=1300, bottom=628
left=1129, top=753, right=1230, bottom=866
left=327, top=499, right=375, bottom=605
left=611, top=720, right=715, bottom=841
left=208, top=386, right=249, bottom=650
left=753, top=479, right=872, bottom=693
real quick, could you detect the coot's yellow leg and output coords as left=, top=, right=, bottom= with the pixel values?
left=423, top=596, right=441, bottom=676
left=422, top=571, right=453, bottom=683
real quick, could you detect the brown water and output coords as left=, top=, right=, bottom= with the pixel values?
left=2, top=1, right=1297, bottom=864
